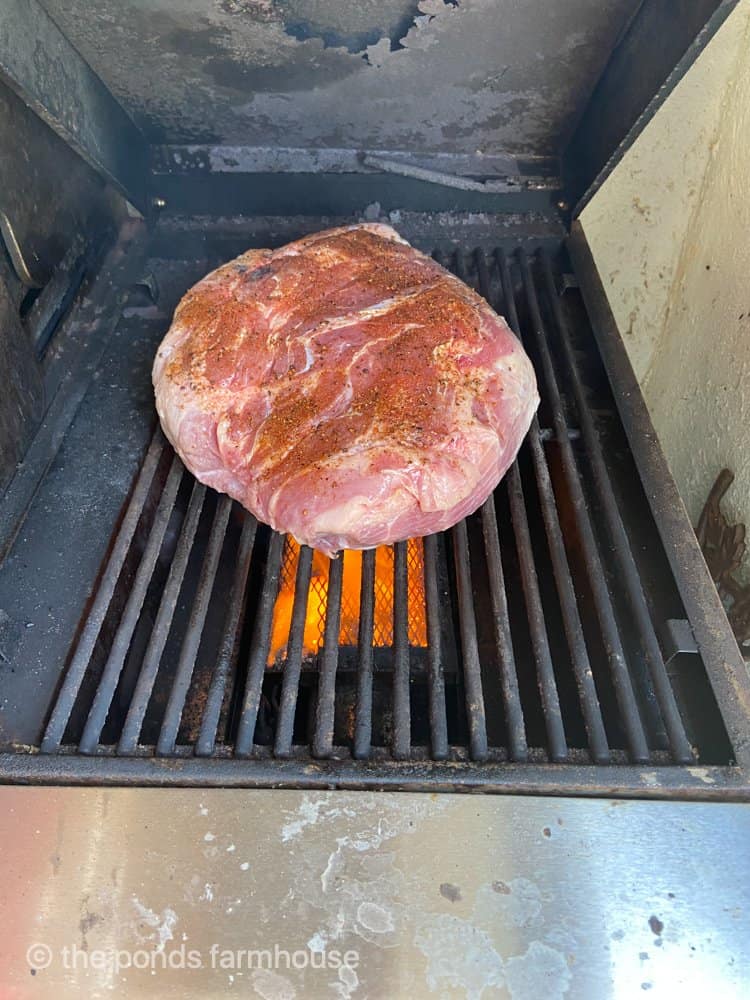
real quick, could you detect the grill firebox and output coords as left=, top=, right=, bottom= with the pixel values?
left=2, top=229, right=742, bottom=795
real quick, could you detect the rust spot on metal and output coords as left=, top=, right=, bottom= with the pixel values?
left=648, top=915, right=664, bottom=936
left=439, top=882, right=462, bottom=902
left=697, top=469, right=750, bottom=647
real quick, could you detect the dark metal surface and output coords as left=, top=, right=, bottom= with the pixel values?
left=538, top=251, right=693, bottom=762
left=661, top=619, right=700, bottom=665
left=152, top=144, right=561, bottom=184
left=0, top=258, right=44, bottom=493
left=0, top=221, right=148, bottom=563
left=566, top=0, right=740, bottom=213
left=150, top=171, right=560, bottom=219
left=274, top=543, right=314, bottom=757
left=492, top=249, right=606, bottom=765
left=568, top=220, right=750, bottom=771
left=195, top=515, right=258, bottom=757
left=521, top=250, right=652, bottom=763
left=119, top=479, right=210, bottom=755
left=157, top=494, right=233, bottom=756
left=0, top=81, right=114, bottom=289
left=1, top=752, right=749, bottom=799
left=40, top=0, right=637, bottom=159
left=505, top=454, right=567, bottom=762
left=0, top=0, right=147, bottom=209
left=353, top=548, right=377, bottom=758
left=1, top=229, right=742, bottom=795
left=359, top=153, right=557, bottom=194
left=452, top=519, right=489, bottom=762
left=235, top=532, right=284, bottom=757
left=480, top=498, right=527, bottom=763
left=422, top=534, right=449, bottom=761
left=0, top=230, right=157, bottom=747
left=313, top=552, right=344, bottom=759
left=39, top=431, right=168, bottom=754
left=392, top=540, right=411, bottom=760
left=79, top=453, right=185, bottom=755
left=26, top=236, right=93, bottom=356
left=147, top=213, right=567, bottom=261
left=0, top=77, right=118, bottom=493
left=0, top=211, right=38, bottom=287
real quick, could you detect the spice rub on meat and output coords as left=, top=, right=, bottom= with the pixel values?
left=153, top=224, right=539, bottom=555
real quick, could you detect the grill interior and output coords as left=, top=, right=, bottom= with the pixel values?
left=3, top=226, right=734, bottom=788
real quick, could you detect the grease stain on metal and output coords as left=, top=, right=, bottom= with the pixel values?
left=504, top=940, right=572, bottom=999
left=414, top=913, right=505, bottom=999
left=356, top=901, right=395, bottom=934
left=251, top=968, right=297, bottom=1000
left=474, top=878, right=543, bottom=929
left=687, top=767, right=716, bottom=785
left=130, top=897, right=178, bottom=953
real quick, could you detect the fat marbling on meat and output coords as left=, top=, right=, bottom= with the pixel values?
left=153, top=224, right=539, bottom=555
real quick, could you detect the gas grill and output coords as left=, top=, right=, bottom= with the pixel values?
left=1, top=216, right=746, bottom=796
left=3, top=3, right=750, bottom=996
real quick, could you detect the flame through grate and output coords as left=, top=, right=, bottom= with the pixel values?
left=269, top=537, right=428, bottom=663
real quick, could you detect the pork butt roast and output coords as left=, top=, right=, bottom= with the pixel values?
left=153, top=224, right=538, bottom=556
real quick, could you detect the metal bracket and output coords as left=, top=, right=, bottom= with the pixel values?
left=25, top=235, right=94, bottom=356
left=560, top=272, right=580, bottom=293
left=661, top=619, right=700, bottom=667
left=130, top=272, right=160, bottom=306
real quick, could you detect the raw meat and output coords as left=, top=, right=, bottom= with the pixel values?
left=153, top=224, right=538, bottom=555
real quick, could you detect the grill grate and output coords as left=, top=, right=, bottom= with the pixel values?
left=34, top=245, right=738, bottom=788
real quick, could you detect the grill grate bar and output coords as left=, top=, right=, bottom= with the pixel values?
left=452, top=251, right=513, bottom=759
left=117, top=478, right=208, bottom=754
left=392, top=540, right=412, bottom=759
left=40, top=428, right=167, bottom=753
left=353, top=548, right=376, bottom=758
left=79, top=454, right=184, bottom=753
left=538, top=250, right=694, bottom=763
left=454, top=249, right=566, bottom=761
left=518, top=249, right=651, bottom=762
left=479, top=498, right=528, bottom=762
left=156, top=495, right=233, bottom=755
left=313, top=553, right=344, bottom=758
left=492, top=249, right=610, bottom=763
left=458, top=248, right=568, bottom=762
left=273, top=544, right=314, bottom=757
left=195, top=513, right=257, bottom=756
left=423, top=534, right=449, bottom=760
left=507, top=460, right=569, bottom=761
left=235, top=531, right=284, bottom=756
left=452, top=520, right=489, bottom=761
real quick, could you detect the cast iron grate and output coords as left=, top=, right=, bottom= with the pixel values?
left=36, top=247, right=735, bottom=786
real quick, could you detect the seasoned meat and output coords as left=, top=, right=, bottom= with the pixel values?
left=153, top=224, right=538, bottom=555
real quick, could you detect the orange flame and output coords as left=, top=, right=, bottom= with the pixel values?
left=269, top=538, right=428, bottom=663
